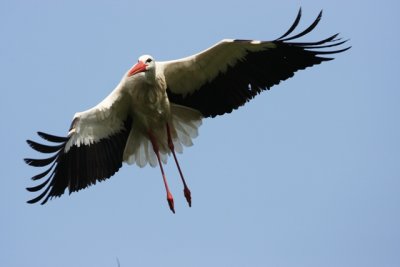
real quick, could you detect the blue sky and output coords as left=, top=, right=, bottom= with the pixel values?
left=1, top=0, right=400, bottom=266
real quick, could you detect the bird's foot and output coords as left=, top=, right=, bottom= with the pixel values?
left=167, top=192, right=175, bottom=213
left=184, top=187, right=192, bottom=207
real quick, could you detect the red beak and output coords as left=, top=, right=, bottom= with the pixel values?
left=128, top=61, right=147, bottom=76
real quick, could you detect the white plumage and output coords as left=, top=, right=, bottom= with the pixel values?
left=25, top=9, right=349, bottom=213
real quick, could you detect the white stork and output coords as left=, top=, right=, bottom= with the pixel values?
left=25, top=9, right=350, bottom=213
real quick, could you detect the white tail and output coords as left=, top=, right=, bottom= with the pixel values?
left=123, top=104, right=202, bottom=168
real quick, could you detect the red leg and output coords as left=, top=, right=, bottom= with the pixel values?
left=148, top=130, right=175, bottom=213
left=166, top=123, right=192, bottom=207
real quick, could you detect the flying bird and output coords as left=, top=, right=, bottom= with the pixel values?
left=25, top=9, right=350, bottom=213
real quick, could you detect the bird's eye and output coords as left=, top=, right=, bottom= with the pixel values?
left=145, top=58, right=153, bottom=63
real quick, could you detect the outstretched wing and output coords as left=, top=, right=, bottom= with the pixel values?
left=162, top=9, right=350, bottom=118
left=25, top=87, right=132, bottom=204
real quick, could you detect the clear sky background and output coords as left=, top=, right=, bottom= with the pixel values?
left=1, top=1, right=399, bottom=266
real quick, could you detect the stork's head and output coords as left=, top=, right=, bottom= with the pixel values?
left=127, top=55, right=155, bottom=77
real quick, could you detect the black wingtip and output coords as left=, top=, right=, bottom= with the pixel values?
left=37, top=132, right=68, bottom=143
left=26, top=195, right=42, bottom=204
left=313, top=46, right=351, bottom=55
left=297, top=38, right=350, bottom=50
left=26, top=183, right=52, bottom=204
left=277, top=8, right=302, bottom=40
left=24, top=155, right=57, bottom=167
left=280, top=9, right=323, bottom=42
left=30, top=165, right=54, bottom=181
left=26, top=139, right=64, bottom=153
left=26, top=177, right=50, bottom=192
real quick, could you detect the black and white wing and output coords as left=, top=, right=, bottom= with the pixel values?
left=25, top=87, right=132, bottom=204
left=162, top=9, right=350, bottom=118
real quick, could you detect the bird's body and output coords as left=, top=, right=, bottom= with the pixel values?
left=25, top=9, right=350, bottom=212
